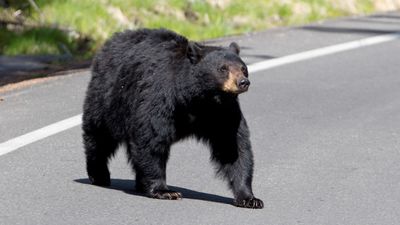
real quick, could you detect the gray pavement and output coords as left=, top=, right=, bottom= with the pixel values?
left=1, top=12, right=400, bottom=225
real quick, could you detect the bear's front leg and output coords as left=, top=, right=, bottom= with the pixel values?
left=128, top=142, right=182, bottom=200
left=209, top=119, right=264, bottom=209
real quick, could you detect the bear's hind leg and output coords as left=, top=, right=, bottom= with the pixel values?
left=127, top=142, right=182, bottom=200
left=83, top=126, right=118, bottom=186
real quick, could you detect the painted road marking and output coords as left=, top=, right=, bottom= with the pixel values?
left=1, top=32, right=400, bottom=156
left=0, top=114, right=82, bottom=156
left=248, top=32, right=400, bottom=73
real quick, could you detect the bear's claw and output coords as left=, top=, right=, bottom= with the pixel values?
left=151, top=190, right=182, bottom=200
left=234, top=197, right=264, bottom=209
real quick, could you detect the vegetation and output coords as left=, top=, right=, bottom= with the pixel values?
left=0, top=0, right=394, bottom=57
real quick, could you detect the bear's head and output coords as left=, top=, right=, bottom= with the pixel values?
left=188, top=42, right=250, bottom=95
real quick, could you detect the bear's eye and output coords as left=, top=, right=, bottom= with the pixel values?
left=241, top=66, right=247, bottom=73
left=219, top=65, right=228, bottom=73
left=241, top=66, right=248, bottom=77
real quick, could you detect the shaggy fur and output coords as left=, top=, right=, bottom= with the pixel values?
left=82, top=28, right=263, bottom=208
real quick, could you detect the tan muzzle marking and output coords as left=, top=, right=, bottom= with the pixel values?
left=222, top=71, right=240, bottom=93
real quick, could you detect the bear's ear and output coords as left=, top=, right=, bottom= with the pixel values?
left=187, top=42, right=203, bottom=64
left=229, top=42, right=240, bottom=55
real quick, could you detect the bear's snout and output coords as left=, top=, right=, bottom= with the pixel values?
left=222, top=67, right=250, bottom=94
left=238, top=78, right=250, bottom=91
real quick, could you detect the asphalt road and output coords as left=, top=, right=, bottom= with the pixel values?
left=1, top=12, right=400, bottom=225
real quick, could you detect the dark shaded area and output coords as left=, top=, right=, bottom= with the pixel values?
left=301, top=25, right=399, bottom=35
left=0, top=56, right=91, bottom=86
left=75, top=178, right=234, bottom=205
left=369, top=14, right=400, bottom=20
left=0, top=0, right=9, bottom=7
left=242, top=53, right=275, bottom=60
left=349, top=18, right=400, bottom=25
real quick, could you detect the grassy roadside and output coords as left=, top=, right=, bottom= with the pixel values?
left=0, top=0, right=399, bottom=58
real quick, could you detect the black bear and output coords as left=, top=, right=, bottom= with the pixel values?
left=82, top=28, right=263, bottom=209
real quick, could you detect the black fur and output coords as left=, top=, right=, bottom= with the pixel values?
left=82, top=28, right=263, bottom=208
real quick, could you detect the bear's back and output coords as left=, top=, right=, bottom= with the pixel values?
left=89, top=29, right=194, bottom=101
left=86, top=29, right=196, bottom=126
left=93, top=29, right=190, bottom=75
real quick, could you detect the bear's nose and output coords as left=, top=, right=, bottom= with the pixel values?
left=238, top=78, right=250, bottom=90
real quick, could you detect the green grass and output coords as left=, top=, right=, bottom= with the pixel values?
left=0, top=0, right=383, bottom=57
left=0, top=27, right=76, bottom=55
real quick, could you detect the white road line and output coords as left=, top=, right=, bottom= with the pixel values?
left=0, top=114, right=82, bottom=156
left=1, top=32, right=399, bottom=156
left=248, top=32, right=400, bottom=73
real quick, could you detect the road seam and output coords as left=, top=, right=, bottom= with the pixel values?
left=1, top=32, right=399, bottom=157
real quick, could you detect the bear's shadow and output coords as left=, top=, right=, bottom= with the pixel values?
left=74, top=178, right=233, bottom=205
